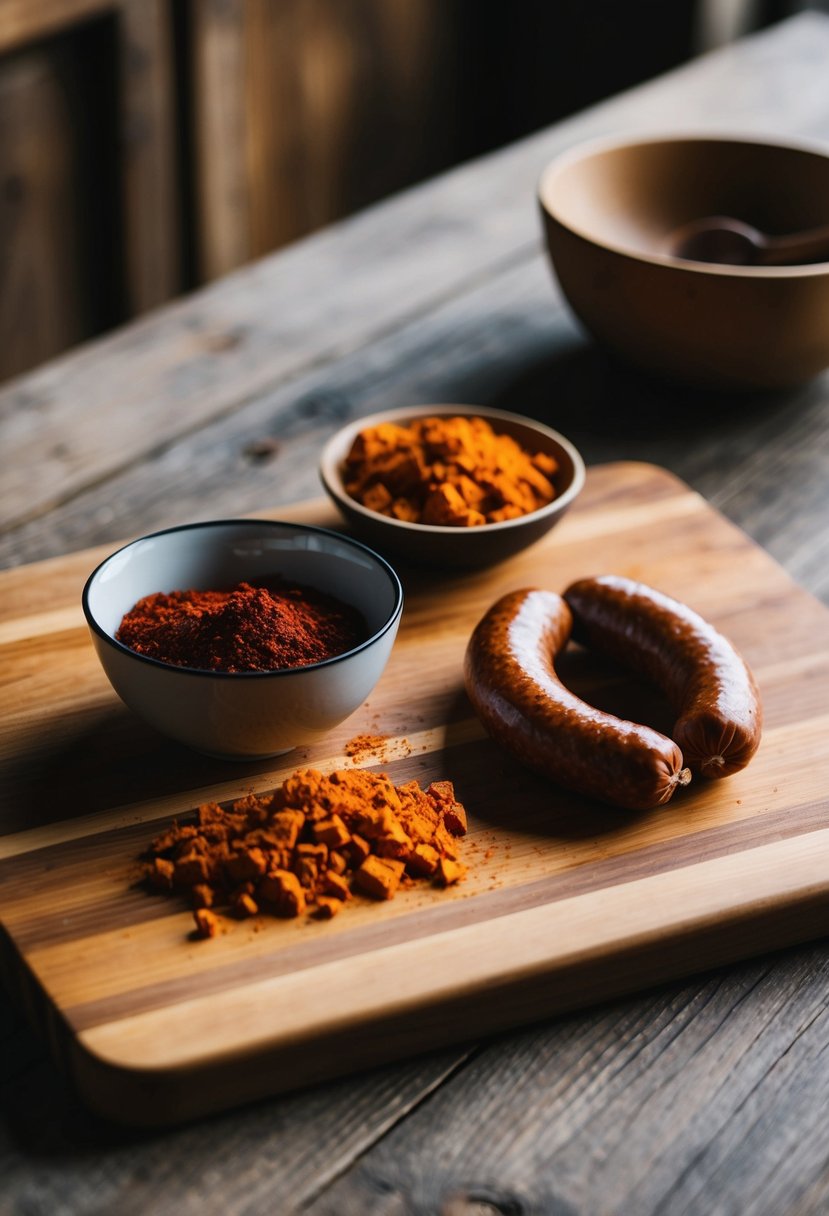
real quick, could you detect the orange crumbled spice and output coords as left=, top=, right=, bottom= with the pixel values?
left=436, top=858, right=466, bottom=887
left=193, top=908, right=218, bottom=939
left=353, top=855, right=405, bottom=900
left=313, top=897, right=341, bottom=920
left=407, top=842, right=440, bottom=876
left=313, top=814, right=351, bottom=849
left=349, top=834, right=370, bottom=865
left=328, top=850, right=347, bottom=875
left=142, top=768, right=468, bottom=936
left=192, top=883, right=214, bottom=909
left=234, top=892, right=259, bottom=918
left=345, top=733, right=390, bottom=759
left=342, top=415, right=558, bottom=527
left=323, top=871, right=351, bottom=901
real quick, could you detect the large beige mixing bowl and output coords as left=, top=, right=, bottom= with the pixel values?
left=538, top=135, right=829, bottom=389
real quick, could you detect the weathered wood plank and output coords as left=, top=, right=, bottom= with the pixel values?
left=118, top=0, right=181, bottom=312
left=3, top=13, right=829, bottom=535
left=190, top=0, right=250, bottom=280
left=304, top=948, right=829, bottom=1216
left=0, top=0, right=116, bottom=55
left=0, top=49, right=90, bottom=383
left=243, top=0, right=454, bottom=254
left=2, top=252, right=826, bottom=605
left=0, top=987, right=470, bottom=1215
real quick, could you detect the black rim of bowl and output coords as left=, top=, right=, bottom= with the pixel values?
left=82, top=519, right=404, bottom=679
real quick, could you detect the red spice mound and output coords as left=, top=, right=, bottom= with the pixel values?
left=116, top=580, right=365, bottom=672
left=143, top=769, right=469, bottom=938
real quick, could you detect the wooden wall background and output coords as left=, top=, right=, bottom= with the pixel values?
left=0, top=0, right=704, bottom=386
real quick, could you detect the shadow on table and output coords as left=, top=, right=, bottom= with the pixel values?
left=488, top=342, right=807, bottom=457
left=0, top=982, right=152, bottom=1154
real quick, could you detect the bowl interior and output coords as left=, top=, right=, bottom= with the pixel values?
left=321, top=404, right=584, bottom=536
left=86, top=522, right=401, bottom=648
left=540, top=137, right=829, bottom=261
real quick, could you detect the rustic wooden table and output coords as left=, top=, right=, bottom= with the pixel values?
left=2, top=14, right=829, bottom=1214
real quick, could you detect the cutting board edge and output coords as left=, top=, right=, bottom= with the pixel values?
left=61, top=879, right=829, bottom=1127
left=58, top=824, right=829, bottom=1125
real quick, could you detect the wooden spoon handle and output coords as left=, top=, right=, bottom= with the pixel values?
left=762, top=222, right=829, bottom=265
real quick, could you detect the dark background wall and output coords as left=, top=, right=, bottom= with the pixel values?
left=0, top=0, right=812, bottom=384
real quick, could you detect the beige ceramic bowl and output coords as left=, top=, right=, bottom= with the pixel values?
left=538, top=134, right=829, bottom=389
left=320, top=404, right=585, bottom=569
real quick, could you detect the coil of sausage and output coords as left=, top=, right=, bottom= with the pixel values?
left=464, top=588, right=691, bottom=812
left=563, top=575, right=762, bottom=777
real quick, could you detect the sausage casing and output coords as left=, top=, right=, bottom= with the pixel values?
left=464, top=589, right=690, bottom=812
left=563, top=575, right=762, bottom=777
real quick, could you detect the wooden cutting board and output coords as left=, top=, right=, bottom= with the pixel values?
left=2, top=462, right=828, bottom=1126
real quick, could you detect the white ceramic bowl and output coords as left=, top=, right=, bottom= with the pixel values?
left=320, top=404, right=585, bottom=569
left=82, top=520, right=403, bottom=759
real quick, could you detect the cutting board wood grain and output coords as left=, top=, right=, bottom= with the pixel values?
left=2, top=462, right=828, bottom=1125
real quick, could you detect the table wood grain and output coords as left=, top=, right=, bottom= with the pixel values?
left=2, top=13, right=829, bottom=1215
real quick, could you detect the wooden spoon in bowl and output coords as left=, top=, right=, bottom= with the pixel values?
left=667, top=215, right=829, bottom=266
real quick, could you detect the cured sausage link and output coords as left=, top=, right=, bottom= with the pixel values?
left=464, top=588, right=690, bottom=812
left=563, top=576, right=762, bottom=778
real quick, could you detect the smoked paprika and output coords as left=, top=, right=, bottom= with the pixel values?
left=116, top=581, right=365, bottom=672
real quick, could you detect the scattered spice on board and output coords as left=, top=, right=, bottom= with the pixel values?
left=342, top=415, right=558, bottom=527
left=344, top=732, right=411, bottom=763
left=345, top=732, right=390, bottom=759
left=116, top=580, right=365, bottom=672
left=143, top=768, right=468, bottom=938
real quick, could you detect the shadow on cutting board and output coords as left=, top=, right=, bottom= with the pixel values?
left=443, top=644, right=698, bottom=843
left=0, top=705, right=278, bottom=838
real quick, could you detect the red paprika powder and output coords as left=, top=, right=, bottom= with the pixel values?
left=116, top=580, right=366, bottom=672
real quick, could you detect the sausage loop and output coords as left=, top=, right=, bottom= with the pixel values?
left=564, top=575, right=762, bottom=779
left=464, top=588, right=691, bottom=813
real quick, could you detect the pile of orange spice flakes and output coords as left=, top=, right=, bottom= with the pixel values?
left=342, top=414, right=558, bottom=527
left=344, top=732, right=390, bottom=759
left=144, top=768, right=468, bottom=938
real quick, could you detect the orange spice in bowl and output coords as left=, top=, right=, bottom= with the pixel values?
left=320, top=406, right=586, bottom=569
left=342, top=414, right=558, bottom=528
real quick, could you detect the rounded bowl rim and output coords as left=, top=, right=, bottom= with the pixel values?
left=319, top=403, right=586, bottom=538
left=537, top=130, right=829, bottom=276
left=81, top=518, right=404, bottom=680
